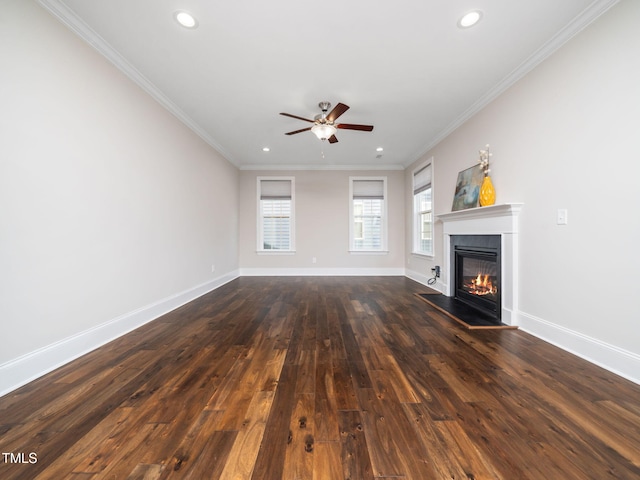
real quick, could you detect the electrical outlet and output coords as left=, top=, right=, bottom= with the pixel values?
left=211, top=264, right=216, bottom=273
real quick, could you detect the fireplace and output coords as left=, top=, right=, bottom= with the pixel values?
left=452, top=235, right=501, bottom=321
left=437, top=203, right=522, bottom=326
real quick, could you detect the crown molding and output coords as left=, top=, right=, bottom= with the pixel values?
left=239, top=163, right=405, bottom=171
left=37, top=0, right=619, bottom=172
left=37, top=0, right=238, bottom=166
left=405, top=0, right=621, bottom=167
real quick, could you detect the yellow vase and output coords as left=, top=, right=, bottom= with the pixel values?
left=479, top=175, right=496, bottom=206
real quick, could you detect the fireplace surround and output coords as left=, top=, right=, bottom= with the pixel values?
left=437, top=203, right=522, bottom=326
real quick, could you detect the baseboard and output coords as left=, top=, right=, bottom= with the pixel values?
left=4, top=271, right=637, bottom=397
left=404, top=268, right=444, bottom=292
left=406, top=271, right=638, bottom=384
left=0, top=270, right=240, bottom=398
left=517, top=311, right=640, bottom=385
left=239, top=267, right=406, bottom=276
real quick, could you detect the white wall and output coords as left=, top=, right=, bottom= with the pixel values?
left=239, top=169, right=405, bottom=274
left=0, top=0, right=239, bottom=394
left=406, top=0, right=640, bottom=382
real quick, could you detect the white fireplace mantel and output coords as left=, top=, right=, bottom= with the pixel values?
left=436, top=203, right=523, bottom=325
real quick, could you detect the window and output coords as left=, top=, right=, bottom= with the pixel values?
left=257, top=177, right=294, bottom=252
left=350, top=177, right=387, bottom=252
left=413, top=161, right=433, bottom=255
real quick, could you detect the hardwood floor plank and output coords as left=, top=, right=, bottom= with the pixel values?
left=205, top=355, right=252, bottom=412
left=31, top=407, right=135, bottom=478
left=434, top=418, right=508, bottom=479
left=331, top=357, right=359, bottom=410
left=210, top=352, right=276, bottom=431
left=378, top=353, right=421, bottom=404
left=219, top=391, right=275, bottom=480
left=282, top=393, right=315, bottom=480
left=453, top=400, right=557, bottom=479
left=356, top=387, right=435, bottom=478
left=424, top=353, right=483, bottom=403
left=295, top=349, right=316, bottom=394
left=164, top=429, right=236, bottom=479
left=338, top=317, right=373, bottom=390
left=126, top=463, right=163, bottom=480
left=313, top=441, right=342, bottom=480
left=402, top=402, right=474, bottom=480
left=158, top=409, right=225, bottom=477
left=250, top=363, right=298, bottom=480
left=75, top=422, right=172, bottom=479
left=338, top=410, right=374, bottom=480
left=314, top=360, right=340, bottom=442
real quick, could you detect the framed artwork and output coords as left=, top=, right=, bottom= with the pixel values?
left=452, top=165, right=484, bottom=211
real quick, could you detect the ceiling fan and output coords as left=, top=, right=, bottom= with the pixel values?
left=280, top=101, right=374, bottom=143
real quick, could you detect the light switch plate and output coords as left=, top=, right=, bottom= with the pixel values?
left=557, top=209, right=568, bottom=225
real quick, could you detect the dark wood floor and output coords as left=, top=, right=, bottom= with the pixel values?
left=1, top=276, right=639, bottom=479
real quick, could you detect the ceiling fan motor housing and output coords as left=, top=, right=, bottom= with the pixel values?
left=318, top=101, right=331, bottom=113
left=316, top=102, right=331, bottom=122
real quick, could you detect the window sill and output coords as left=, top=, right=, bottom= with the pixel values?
left=412, top=251, right=434, bottom=259
left=349, top=250, right=389, bottom=255
left=257, top=250, right=296, bottom=255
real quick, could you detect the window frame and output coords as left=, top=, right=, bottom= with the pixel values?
left=412, top=159, right=434, bottom=257
left=349, top=176, right=388, bottom=253
left=256, top=176, right=295, bottom=254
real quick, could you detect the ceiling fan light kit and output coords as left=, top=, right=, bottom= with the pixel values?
left=311, top=124, right=337, bottom=140
left=280, top=101, right=373, bottom=144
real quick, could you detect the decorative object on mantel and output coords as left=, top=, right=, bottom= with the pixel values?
left=478, top=144, right=496, bottom=206
left=451, top=164, right=484, bottom=211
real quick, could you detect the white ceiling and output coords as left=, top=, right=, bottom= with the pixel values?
left=38, top=0, right=616, bottom=170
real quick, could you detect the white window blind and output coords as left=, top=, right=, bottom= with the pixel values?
left=350, top=178, right=386, bottom=252
left=352, top=179, right=384, bottom=199
left=260, top=179, right=292, bottom=200
left=258, top=178, right=294, bottom=251
left=413, top=164, right=432, bottom=195
left=413, top=162, right=433, bottom=255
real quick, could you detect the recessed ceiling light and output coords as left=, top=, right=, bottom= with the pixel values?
left=376, top=147, right=384, bottom=152
left=174, top=11, right=198, bottom=29
left=458, top=10, right=483, bottom=28
left=262, top=147, right=270, bottom=152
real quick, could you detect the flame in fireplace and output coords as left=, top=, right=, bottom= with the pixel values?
left=467, top=273, right=498, bottom=296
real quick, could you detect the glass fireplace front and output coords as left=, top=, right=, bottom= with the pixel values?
left=453, top=235, right=501, bottom=320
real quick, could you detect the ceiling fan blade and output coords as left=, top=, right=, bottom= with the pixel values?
left=328, top=135, right=339, bottom=144
left=326, top=103, right=349, bottom=123
left=337, top=123, right=374, bottom=132
left=280, top=112, right=315, bottom=123
left=285, top=127, right=312, bottom=135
